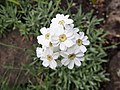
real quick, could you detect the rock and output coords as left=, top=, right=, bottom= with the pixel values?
left=104, top=0, right=120, bottom=37
left=107, top=0, right=120, bottom=12
left=105, top=51, right=120, bottom=90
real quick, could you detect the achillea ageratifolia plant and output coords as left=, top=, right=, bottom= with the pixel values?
left=0, top=0, right=109, bottom=89
left=36, top=14, right=90, bottom=69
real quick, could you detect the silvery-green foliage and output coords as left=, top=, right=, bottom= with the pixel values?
left=0, top=0, right=108, bottom=90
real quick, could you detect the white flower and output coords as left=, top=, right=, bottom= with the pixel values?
left=75, top=32, right=90, bottom=53
left=50, top=14, right=73, bottom=29
left=61, top=46, right=84, bottom=69
left=40, top=48, right=59, bottom=69
left=37, top=27, right=53, bottom=47
left=64, top=24, right=74, bottom=30
left=36, top=47, right=44, bottom=58
left=64, top=24, right=79, bottom=32
left=51, top=28, right=75, bottom=50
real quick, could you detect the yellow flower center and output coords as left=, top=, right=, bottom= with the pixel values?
left=59, top=34, right=67, bottom=42
left=68, top=53, right=76, bottom=60
left=45, top=33, right=50, bottom=40
left=49, top=42, right=53, bottom=47
left=58, top=20, right=65, bottom=25
left=47, top=55, right=53, bottom=61
left=76, top=39, right=82, bottom=46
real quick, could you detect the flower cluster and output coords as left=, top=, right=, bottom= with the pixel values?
left=36, top=14, right=90, bottom=69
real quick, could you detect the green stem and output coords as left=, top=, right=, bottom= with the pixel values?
left=0, top=42, right=24, bottom=50
left=103, top=42, right=120, bottom=50
left=1, top=65, right=27, bottom=71
left=50, top=0, right=61, bottom=16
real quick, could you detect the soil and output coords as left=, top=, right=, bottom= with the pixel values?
left=0, top=30, right=36, bottom=86
left=0, top=0, right=120, bottom=89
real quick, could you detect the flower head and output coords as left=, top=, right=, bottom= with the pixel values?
left=50, top=14, right=73, bottom=29
left=37, top=27, right=53, bottom=47
left=61, top=46, right=84, bottom=69
left=51, top=28, right=75, bottom=50
left=75, top=32, right=90, bottom=53
left=40, top=48, right=59, bottom=69
left=36, top=14, right=90, bottom=70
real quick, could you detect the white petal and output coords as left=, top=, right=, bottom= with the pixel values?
left=61, top=59, right=66, bottom=64
left=66, top=31, right=73, bottom=37
left=43, top=41, right=50, bottom=47
left=80, top=57, right=84, bottom=61
left=52, top=42, right=59, bottom=47
left=60, top=51, right=68, bottom=57
left=49, top=60, right=57, bottom=69
left=65, top=24, right=74, bottom=30
left=51, top=26, right=64, bottom=35
left=61, top=59, right=70, bottom=66
left=51, top=40, right=59, bottom=46
left=76, top=51, right=84, bottom=57
left=52, top=39, right=59, bottom=44
left=40, top=27, right=47, bottom=34
left=74, top=28, right=79, bottom=32
left=51, top=18, right=57, bottom=23
left=42, top=61, right=49, bottom=67
left=56, top=14, right=62, bottom=18
left=65, top=15, right=69, bottom=18
left=74, top=45, right=81, bottom=54
left=68, top=61, right=74, bottom=69
left=64, top=40, right=74, bottom=47
left=70, top=24, right=74, bottom=28
left=51, top=36, right=59, bottom=46
left=67, top=46, right=75, bottom=54
left=53, top=52, right=59, bottom=59
left=75, top=33, right=80, bottom=39
left=79, top=32, right=84, bottom=39
left=83, top=40, right=90, bottom=45
left=36, top=47, right=42, bottom=58
left=82, top=36, right=88, bottom=41
left=66, top=19, right=73, bottom=24
left=60, top=43, right=66, bottom=50
left=79, top=45, right=87, bottom=53
left=41, top=57, right=45, bottom=61
left=64, top=60, right=70, bottom=66
left=46, top=48, right=53, bottom=55
left=68, top=34, right=75, bottom=40
left=60, top=14, right=64, bottom=19
left=49, top=29, right=54, bottom=35
left=51, top=36, right=58, bottom=41
left=65, top=24, right=72, bottom=30
left=37, top=35, right=44, bottom=44
left=74, top=58, right=81, bottom=66
left=77, top=57, right=84, bottom=61
left=56, top=28, right=65, bottom=35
